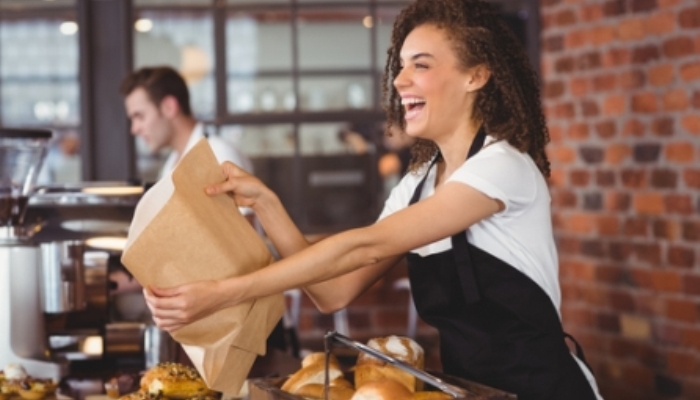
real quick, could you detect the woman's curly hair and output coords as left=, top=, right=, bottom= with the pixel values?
left=382, top=0, right=550, bottom=177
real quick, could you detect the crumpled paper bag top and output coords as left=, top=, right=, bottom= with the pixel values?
left=121, top=138, right=285, bottom=393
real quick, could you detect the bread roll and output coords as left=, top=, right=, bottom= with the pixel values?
left=350, top=379, right=413, bottom=400
left=140, top=362, right=212, bottom=399
left=280, top=359, right=344, bottom=394
left=354, top=336, right=424, bottom=392
left=293, top=383, right=355, bottom=400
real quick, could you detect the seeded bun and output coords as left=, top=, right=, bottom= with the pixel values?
left=140, top=362, right=212, bottom=399
left=354, top=336, right=424, bottom=392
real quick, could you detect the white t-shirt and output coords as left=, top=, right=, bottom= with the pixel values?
left=378, top=136, right=603, bottom=400
left=160, top=122, right=253, bottom=178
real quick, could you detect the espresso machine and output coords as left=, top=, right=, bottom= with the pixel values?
left=0, top=128, right=67, bottom=380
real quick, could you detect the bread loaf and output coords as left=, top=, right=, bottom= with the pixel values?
left=280, top=352, right=345, bottom=394
left=350, top=379, right=413, bottom=400
left=293, top=383, right=355, bottom=400
left=354, top=336, right=424, bottom=392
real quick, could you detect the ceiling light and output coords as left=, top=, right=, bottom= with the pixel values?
left=362, top=16, right=373, bottom=29
left=60, top=21, right=78, bottom=35
left=135, top=18, right=153, bottom=33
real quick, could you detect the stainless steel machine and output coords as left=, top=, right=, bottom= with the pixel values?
left=0, top=128, right=66, bottom=380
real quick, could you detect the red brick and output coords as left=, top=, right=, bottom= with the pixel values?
left=609, top=241, right=633, bottom=261
left=590, top=25, right=617, bottom=45
left=555, top=8, right=577, bottom=26
left=605, top=143, right=631, bottom=164
left=648, top=63, right=675, bottom=86
left=604, top=94, right=626, bottom=115
left=597, top=215, right=619, bottom=236
left=683, top=169, right=700, bottom=188
left=596, top=170, right=616, bottom=186
left=581, top=100, right=599, bottom=117
left=680, top=61, right=700, bottom=81
left=636, top=292, right=664, bottom=316
left=621, top=169, right=647, bottom=188
left=592, top=73, right=617, bottom=92
left=609, top=290, right=635, bottom=312
left=682, top=327, right=700, bottom=351
left=570, top=77, right=589, bottom=96
left=651, top=117, right=674, bottom=136
left=663, top=36, right=695, bottom=58
left=567, top=122, right=589, bottom=140
left=668, top=245, right=696, bottom=268
left=623, top=216, right=648, bottom=237
left=553, top=102, right=576, bottom=118
left=693, top=90, right=700, bottom=108
left=596, top=264, right=625, bottom=284
left=651, top=269, right=682, bottom=292
left=580, top=3, right=603, bottom=21
left=595, top=120, right=617, bottom=138
left=619, top=69, right=645, bottom=89
left=549, top=124, right=564, bottom=143
left=561, top=306, right=595, bottom=326
left=653, top=219, right=680, bottom=239
left=665, top=142, right=694, bottom=163
left=682, top=221, right=700, bottom=241
left=621, top=364, right=655, bottom=391
left=662, top=89, right=689, bottom=111
left=679, top=6, right=700, bottom=29
left=648, top=11, right=676, bottom=35
left=659, top=0, right=683, bottom=6
left=548, top=169, right=566, bottom=186
left=607, top=192, right=632, bottom=212
left=570, top=170, right=591, bottom=186
left=603, top=47, right=631, bottom=67
left=681, top=114, right=700, bottom=134
left=631, top=92, right=659, bottom=113
left=623, top=119, right=646, bottom=137
left=566, top=29, right=588, bottom=48
left=554, top=56, right=575, bottom=73
left=548, top=145, right=577, bottom=163
left=577, top=52, right=602, bottom=70
left=665, top=194, right=693, bottom=215
left=635, top=243, right=662, bottom=265
left=634, top=193, right=664, bottom=215
left=552, top=190, right=577, bottom=209
left=618, top=18, right=645, bottom=41
left=545, top=80, right=566, bottom=98
left=568, top=214, right=595, bottom=234
left=684, top=274, right=700, bottom=295
left=654, top=323, right=684, bottom=346
left=665, top=298, right=698, bottom=322
left=663, top=349, right=696, bottom=375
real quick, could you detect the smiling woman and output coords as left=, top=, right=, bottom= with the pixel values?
left=142, top=1, right=602, bottom=399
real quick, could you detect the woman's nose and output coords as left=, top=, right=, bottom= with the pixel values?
left=393, top=67, right=410, bottom=89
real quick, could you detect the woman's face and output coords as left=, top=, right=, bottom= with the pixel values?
left=394, top=24, right=475, bottom=140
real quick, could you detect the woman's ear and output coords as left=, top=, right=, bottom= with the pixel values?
left=465, top=64, right=491, bottom=93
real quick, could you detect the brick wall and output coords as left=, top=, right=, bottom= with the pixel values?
left=541, top=0, right=700, bottom=398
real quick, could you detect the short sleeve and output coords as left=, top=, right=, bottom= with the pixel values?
left=446, top=142, right=537, bottom=215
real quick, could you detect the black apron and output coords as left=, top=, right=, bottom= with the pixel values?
left=405, top=128, right=596, bottom=400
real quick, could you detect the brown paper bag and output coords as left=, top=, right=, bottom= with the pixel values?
left=121, top=138, right=285, bottom=394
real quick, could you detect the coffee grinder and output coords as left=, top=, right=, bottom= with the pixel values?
left=0, top=128, right=66, bottom=380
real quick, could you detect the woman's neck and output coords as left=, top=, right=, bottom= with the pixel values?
left=434, top=121, right=482, bottom=186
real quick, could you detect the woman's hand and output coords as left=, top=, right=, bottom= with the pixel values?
left=205, top=162, right=268, bottom=209
left=143, top=280, right=229, bottom=332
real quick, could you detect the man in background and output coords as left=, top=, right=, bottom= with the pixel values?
left=120, top=66, right=253, bottom=178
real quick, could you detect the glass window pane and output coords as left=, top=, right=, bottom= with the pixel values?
left=134, top=10, right=215, bottom=120
left=0, top=16, right=81, bottom=184
left=227, top=0, right=288, bottom=4
left=298, top=7, right=371, bottom=70
left=299, top=75, right=373, bottom=111
left=0, top=0, right=75, bottom=9
left=376, top=7, right=402, bottom=71
left=227, top=10, right=292, bottom=72
left=221, top=124, right=295, bottom=158
left=228, top=77, right=294, bottom=114
left=135, top=0, right=212, bottom=6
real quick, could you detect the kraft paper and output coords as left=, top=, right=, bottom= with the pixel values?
left=121, top=138, right=285, bottom=394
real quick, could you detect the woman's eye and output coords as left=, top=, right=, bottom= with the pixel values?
left=415, top=63, right=428, bottom=69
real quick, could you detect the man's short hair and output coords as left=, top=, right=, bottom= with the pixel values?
left=120, top=66, right=192, bottom=116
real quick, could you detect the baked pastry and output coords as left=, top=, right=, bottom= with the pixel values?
left=354, top=336, right=424, bottom=392
left=16, top=378, right=58, bottom=400
left=140, top=362, right=212, bottom=399
left=350, top=379, right=413, bottom=400
left=280, top=352, right=345, bottom=394
left=293, top=383, right=355, bottom=400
